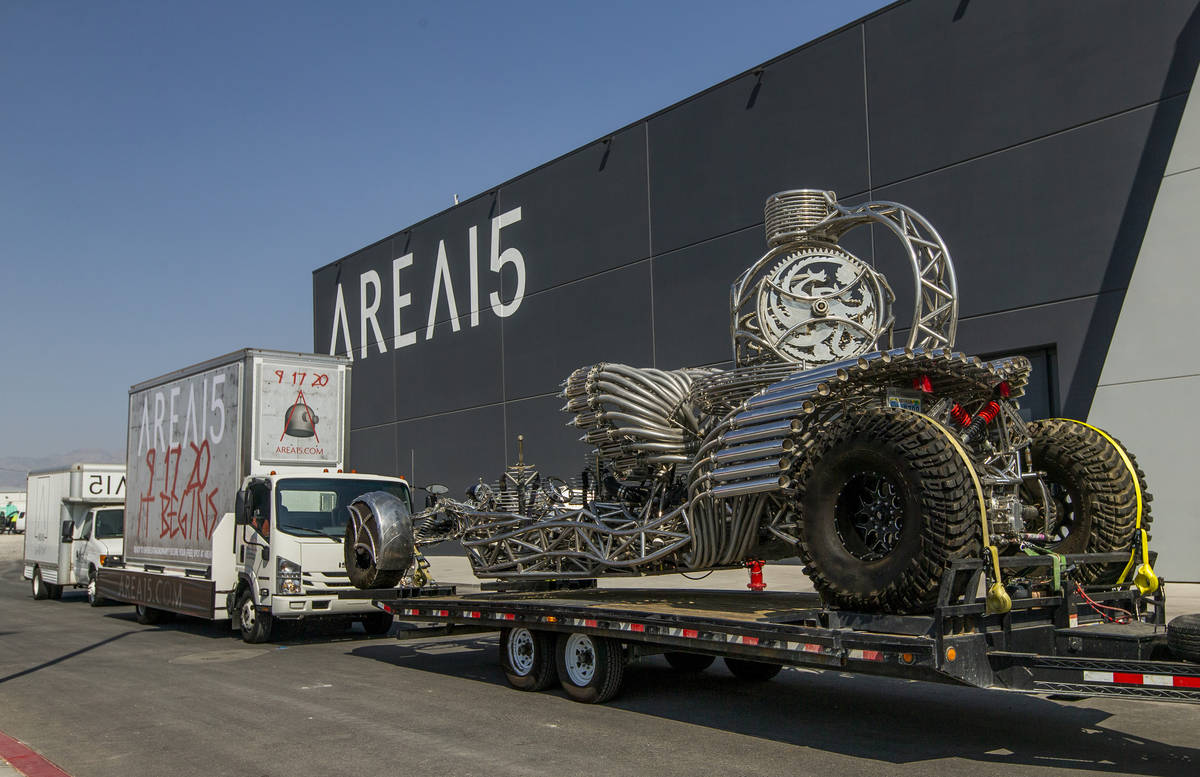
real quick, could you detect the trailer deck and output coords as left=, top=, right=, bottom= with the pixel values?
left=376, top=554, right=1200, bottom=704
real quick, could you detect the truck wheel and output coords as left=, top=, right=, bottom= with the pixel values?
left=237, top=591, right=274, bottom=643
left=663, top=652, right=715, bottom=672
left=87, top=569, right=104, bottom=607
left=1167, top=614, right=1200, bottom=663
left=724, top=657, right=782, bottom=681
left=361, top=611, right=394, bottom=635
left=500, top=627, right=558, bottom=691
left=794, top=408, right=979, bottom=613
left=555, top=632, right=624, bottom=703
left=48, top=583, right=63, bottom=600
left=135, top=604, right=165, bottom=625
left=1024, top=420, right=1151, bottom=584
left=31, top=568, right=49, bottom=600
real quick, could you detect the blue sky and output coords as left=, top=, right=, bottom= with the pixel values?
left=1, top=0, right=884, bottom=459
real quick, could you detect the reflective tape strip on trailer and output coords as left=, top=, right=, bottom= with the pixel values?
left=1082, top=671, right=1200, bottom=688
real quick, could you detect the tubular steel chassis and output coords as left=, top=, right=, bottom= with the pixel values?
left=376, top=553, right=1200, bottom=704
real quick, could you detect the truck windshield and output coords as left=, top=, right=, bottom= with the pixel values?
left=274, top=478, right=412, bottom=540
left=94, top=508, right=124, bottom=539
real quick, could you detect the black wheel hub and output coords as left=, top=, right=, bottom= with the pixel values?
left=834, top=471, right=904, bottom=561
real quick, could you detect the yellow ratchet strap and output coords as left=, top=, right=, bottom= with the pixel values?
left=1050, top=419, right=1157, bottom=594
left=919, top=413, right=1012, bottom=614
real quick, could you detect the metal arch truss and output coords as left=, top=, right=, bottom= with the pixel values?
left=732, top=190, right=958, bottom=368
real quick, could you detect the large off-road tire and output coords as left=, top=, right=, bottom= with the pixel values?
left=1167, top=614, right=1200, bottom=663
left=794, top=408, right=980, bottom=613
left=344, top=515, right=405, bottom=590
left=500, top=627, right=558, bottom=691
left=555, top=632, right=625, bottom=703
left=1024, top=420, right=1151, bottom=584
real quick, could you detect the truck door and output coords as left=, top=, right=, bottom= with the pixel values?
left=73, top=511, right=94, bottom=586
left=237, top=480, right=272, bottom=596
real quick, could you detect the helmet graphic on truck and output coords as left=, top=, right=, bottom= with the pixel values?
left=282, top=393, right=319, bottom=439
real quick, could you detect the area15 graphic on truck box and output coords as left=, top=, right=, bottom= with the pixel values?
left=255, top=359, right=343, bottom=466
left=127, top=362, right=241, bottom=566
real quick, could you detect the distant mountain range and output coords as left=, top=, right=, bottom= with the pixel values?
left=0, top=450, right=124, bottom=490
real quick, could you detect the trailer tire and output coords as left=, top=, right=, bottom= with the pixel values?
left=663, top=652, right=715, bottom=673
left=1167, top=614, right=1200, bottom=663
left=794, top=408, right=979, bottom=613
left=135, top=604, right=165, bottom=625
left=361, top=611, right=394, bottom=636
left=31, top=568, right=49, bottom=600
left=1024, top=420, right=1151, bottom=584
left=500, top=628, right=558, bottom=691
left=555, top=632, right=624, bottom=703
left=723, top=657, right=782, bottom=681
left=237, top=592, right=274, bottom=643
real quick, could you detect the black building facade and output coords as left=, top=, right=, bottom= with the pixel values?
left=313, top=1, right=1200, bottom=577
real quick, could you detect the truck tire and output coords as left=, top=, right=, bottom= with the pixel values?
left=87, top=568, right=104, bottom=607
left=135, top=604, right=166, bottom=625
left=663, top=652, right=715, bottom=672
left=794, top=408, right=979, bottom=613
left=31, top=568, right=49, bottom=600
left=1167, top=614, right=1200, bottom=663
left=555, top=632, right=624, bottom=703
left=361, top=611, right=394, bottom=636
left=237, top=591, right=274, bottom=643
left=48, top=583, right=63, bottom=600
left=1025, top=420, right=1151, bottom=584
left=723, top=657, right=782, bottom=681
left=500, top=627, right=558, bottom=691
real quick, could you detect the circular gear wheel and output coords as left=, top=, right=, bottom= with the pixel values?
left=753, top=245, right=891, bottom=366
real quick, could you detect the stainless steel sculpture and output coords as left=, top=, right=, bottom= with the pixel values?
left=355, top=189, right=1155, bottom=614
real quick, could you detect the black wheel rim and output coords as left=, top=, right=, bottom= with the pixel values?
left=834, top=471, right=904, bottom=561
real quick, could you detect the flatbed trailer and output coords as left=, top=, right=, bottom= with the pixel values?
left=375, top=553, right=1200, bottom=704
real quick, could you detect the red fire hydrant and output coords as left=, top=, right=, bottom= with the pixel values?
left=746, top=559, right=767, bottom=592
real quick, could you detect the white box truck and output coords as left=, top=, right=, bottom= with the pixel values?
left=97, top=348, right=417, bottom=642
left=22, top=464, right=126, bottom=604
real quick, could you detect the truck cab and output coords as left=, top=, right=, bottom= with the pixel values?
left=228, top=471, right=413, bottom=642
left=71, top=506, right=125, bottom=605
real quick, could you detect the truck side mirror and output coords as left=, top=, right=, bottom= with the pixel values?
left=235, top=490, right=247, bottom=525
left=61, top=520, right=74, bottom=543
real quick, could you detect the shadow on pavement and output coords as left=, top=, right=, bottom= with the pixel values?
left=349, top=634, right=1198, bottom=776
left=0, top=630, right=139, bottom=685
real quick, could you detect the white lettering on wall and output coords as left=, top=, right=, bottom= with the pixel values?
left=326, top=206, right=526, bottom=359
left=360, top=270, right=386, bottom=360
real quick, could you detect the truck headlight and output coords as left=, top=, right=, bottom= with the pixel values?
left=277, top=556, right=302, bottom=595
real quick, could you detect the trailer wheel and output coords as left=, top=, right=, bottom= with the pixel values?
left=361, top=611, right=394, bottom=636
left=135, top=604, right=165, bottom=625
left=31, top=568, right=49, bottom=600
left=1023, top=420, right=1151, bottom=584
left=1167, top=614, right=1200, bottom=663
left=500, top=628, right=558, bottom=691
left=724, top=657, right=782, bottom=681
left=663, top=652, right=715, bottom=673
left=237, top=592, right=274, bottom=643
left=794, top=408, right=979, bottom=613
left=555, top=632, right=624, bottom=703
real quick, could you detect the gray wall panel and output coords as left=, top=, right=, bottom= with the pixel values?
left=393, top=405, right=506, bottom=495
left=347, top=425, right=396, bottom=477
left=395, top=310, right=503, bottom=420
left=497, top=124, right=650, bottom=296
left=502, top=263, right=654, bottom=400
left=646, top=27, right=870, bottom=255
left=504, top=394, right=587, bottom=481
left=865, top=0, right=1200, bottom=185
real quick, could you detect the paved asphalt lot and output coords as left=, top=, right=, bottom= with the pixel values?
left=1, top=533, right=1198, bottom=777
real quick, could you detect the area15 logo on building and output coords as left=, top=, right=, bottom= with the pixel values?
left=257, top=360, right=343, bottom=465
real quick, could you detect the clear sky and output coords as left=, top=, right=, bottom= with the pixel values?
left=1, top=0, right=884, bottom=460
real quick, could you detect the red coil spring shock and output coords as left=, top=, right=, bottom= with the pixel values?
left=963, top=401, right=1001, bottom=443
left=949, top=404, right=971, bottom=427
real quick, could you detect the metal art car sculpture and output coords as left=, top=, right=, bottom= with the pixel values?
left=346, top=189, right=1156, bottom=615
